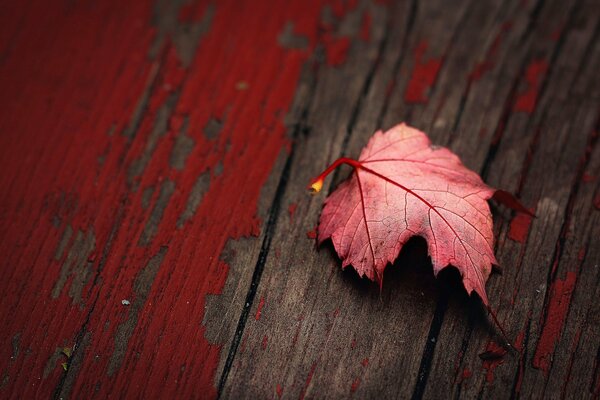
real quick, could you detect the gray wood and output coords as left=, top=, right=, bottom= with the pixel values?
left=216, top=0, right=600, bottom=398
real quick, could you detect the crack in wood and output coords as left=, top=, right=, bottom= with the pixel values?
left=215, top=52, right=322, bottom=399
left=410, top=292, right=448, bottom=400
left=216, top=125, right=301, bottom=399
left=51, top=209, right=125, bottom=398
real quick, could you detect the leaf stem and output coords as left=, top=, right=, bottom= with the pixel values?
left=487, top=305, right=518, bottom=351
left=308, top=157, right=362, bottom=193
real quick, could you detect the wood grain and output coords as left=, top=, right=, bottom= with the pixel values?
left=0, top=0, right=598, bottom=399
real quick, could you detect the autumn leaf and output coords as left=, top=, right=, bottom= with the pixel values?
left=309, top=123, right=529, bottom=307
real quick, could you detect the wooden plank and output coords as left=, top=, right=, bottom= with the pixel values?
left=0, top=0, right=598, bottom=399
left=0, top=0, right=334, bottom=398
left=222, top=0, right=485, bottom=396
left=221, top=0, right=600, bottom=399
left=423, top=0, right=600, bottom=398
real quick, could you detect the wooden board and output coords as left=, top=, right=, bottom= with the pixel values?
left=0, top=0, right=598, bottom=399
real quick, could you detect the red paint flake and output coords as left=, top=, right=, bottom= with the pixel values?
left=454, top=350, right=464, bottom=373
left=169, top=113, right=186, bottom=131
left=460, top=368, right=472, bottom=383
left=255, top=296, right=265, bottom=320
left=385, top=79, right=395, bottom=98
left=276, top=384, right=283, bottom=397
left=178, top=4, right=195, bottom=22
left=240, top=333, right=249, bottom=354
left=480, top=342, right=507, bottom=383
left=469, top=62, right=493, bottom=82
left=578, top=247, right=586, bottom=262
left=307, top=227, right=317, bottom=239
left=550, top=24, right=565, bottom=41
left=515, top=329, right=526, bottom=351
left=533, top=271, right=577, bottom=374
left=351, top=339, right=357, bottom=349
left=594, top=194, right=600, bottom=210
left=292, top=314, right=304, bottom=346
left=324, top=34, right=351, bottom=66
left=329, top=0, right=358, bottom=18
left=361, top=358, right=369, bottom=367
left=582, top=173, right=595, bottom=182
left=508, top=210, right=534, bottom=243
left=299, top=362, right=318, bottom=400
left=404, top=41, right=443, bottom=104
left=514, top=59, right=549, bottom=113
left=262, top=334, right=268, bottom=350
left=469, top=24, right=510, bottom=82
left=351, top=376, right=361, bottom=392
left=360, top=11, right=371, bottom=42
left=288, top=202, right=298, bottom=223
left=177, top=2, right=206, bottom=23
left=87, top=252, right=97, bottom=263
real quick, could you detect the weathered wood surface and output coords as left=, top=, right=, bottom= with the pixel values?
left=0, top=0, right=598, bottom=399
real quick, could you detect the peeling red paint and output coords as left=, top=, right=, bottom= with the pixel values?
left=508, top=209, right=534, bottom=243
left=351, top=376, right=361, bottom=392
left=0, top=0, right=345, bottom=398
left=515, top=329, right=526, bottom=352
left=455, top=350, right=463, bottom=369
left=324, top=34, right=351, bottom=66
left=514, top=59, right=549, bottom=113
left=593, top=193, right=600, bottom=210
left=404, top=41, right=443, bottom=104
left=480, top=342, right=507, bottom=383
left=468, top=23, right=509, bottom=82
left=329, top=0, right=359, bottom=18
left=262, top=335, right=268, bottom=350
left=87, top=252, right=97, bottom=263
left=578, top=247, right=586, bottom=262
left=469, top=50, right=494, bottom=81
left=533, top=271, right=577, bottom=374
left=550, top=24, right=565, bottom=41
left=469, top=62, right=493, bottom=82
left=240, top=333, right=249, bottom=354
left=255, top=296, right=265, bottom=320
left=292, top=315, right=304, bottom=346
left=307, top=227, right=318, bottom=239
left=299, top=362, right=318, bottom=400
left=360, top=11, right=371, bottom=42
left=178, top=3, right=200, bottom=23
left=276, top=384, right=283, bottom=397
left=361, top=358, right=369, bottom=367
left=460, top=368, right=472, bottom=383
left=582, top=173, right=595, bottom=182
left=288, top=202, right=298, bottom=223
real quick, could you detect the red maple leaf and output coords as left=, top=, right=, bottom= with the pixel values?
left=309, top=123, right=530, bottom=307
